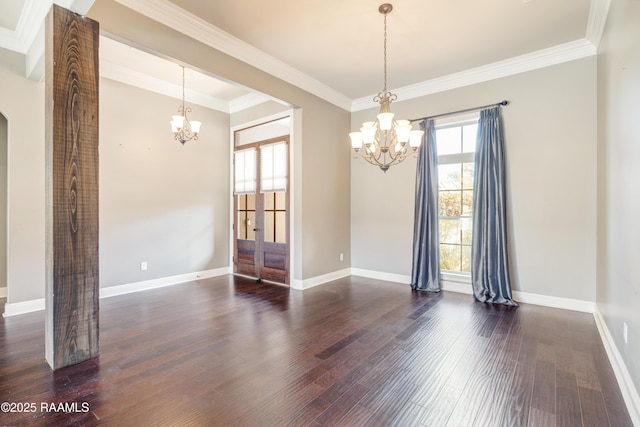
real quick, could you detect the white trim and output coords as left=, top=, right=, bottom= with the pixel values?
left=3, top=298, right=45, bottom=317
left=0, top=287, right=7, bottom=298
left=2, top=267, right=231, bottom=317
left=228, top=93, right=276, bottom=114
left=100, top=59, right=231, bottom=113
left=442, top=280, right=473, bottom=295
left=350, top=268, right=410, bottom=285
left=100, top=267, right=230, bottom=299
left=586, top=0, right=612, bottom=47
left=512, top=290, right=594, bottom=313
left=351, top=39, right=597, bottom=112
left=113, top=0, right=352, bottom=111
left=349, top=268, right=594, bottom=312
left=291, top=268, right=351, bottom=290
left=594, top=306, right=640, bottom=426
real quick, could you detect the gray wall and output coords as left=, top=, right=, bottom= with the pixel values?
left=99, top=78, right=230, bottom=287
left=597, top=0, right=640, bottom=395
left=0, top=113, right=6, bottom=289
left=0, top=60, right=231, bottom=304
left=0, top=62, right=45, bottom=303
left=351, top=57, right=598, bottom=302
left=90, top=0, right=352, bottom=283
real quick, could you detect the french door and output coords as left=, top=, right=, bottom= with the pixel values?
left=233, top=135, right=289, bottom=284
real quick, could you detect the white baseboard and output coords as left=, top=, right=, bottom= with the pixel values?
left=513, top=290, right=594, bottom=313
left=350, top=268, right=594, bottom=313
left=291, top=268, right=351, bottom=290
left=350, top=268, right=410, bottom=285
left=0, top=286, right=6, bottom=298
left=594, top=306, right=640, bottom=426
left=2, top=298, right=45, bottom=317
left=100, top=267, right=230, bottom=299
left=2, top=267, right=231, bottom=317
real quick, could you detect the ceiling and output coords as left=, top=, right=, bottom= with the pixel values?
left=0, top=0, right=609, bottom=113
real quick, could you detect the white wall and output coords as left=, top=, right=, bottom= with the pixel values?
left=597, top=0, right=640, bottom=399
left=351, top=57, right=598, bottom=302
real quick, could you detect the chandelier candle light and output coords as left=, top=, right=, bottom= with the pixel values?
left=349, top=3, right=423, bottom=172
left=170, top=65, right=202, bottom=145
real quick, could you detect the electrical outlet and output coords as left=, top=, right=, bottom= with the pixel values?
left=624, top=322, right=628, bottom=344
left=140, top=261, right=148, bottom=271
left=340, top=253, right=344, bottom=262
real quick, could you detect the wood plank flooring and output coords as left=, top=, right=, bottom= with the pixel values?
left=0, top=275, right=633, bottom=426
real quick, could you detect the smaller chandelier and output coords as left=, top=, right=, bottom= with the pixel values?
left=170, top=65, right=201, bottom=145
left=349, top=3, right=423, bottom=172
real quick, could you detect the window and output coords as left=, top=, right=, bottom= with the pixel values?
left=234, top=148, right=256, bottom=194
left=436, top=119, right=478, bottom=274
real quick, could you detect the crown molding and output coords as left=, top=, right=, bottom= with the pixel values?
left=351, top=39, right=597, bottom=112
left=114, top=0, right=353, bottom=111
left=228, top=93, right=275, bottom=114
left=586, top=0, right=612, bottom=47
left=101, top=59, right=231, bottom=113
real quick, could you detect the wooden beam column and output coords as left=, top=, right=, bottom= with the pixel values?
left=45, top=4, right=99, bottom=370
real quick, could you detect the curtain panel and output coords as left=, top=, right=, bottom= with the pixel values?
left=471, top=107, right=518, bottom=306
left=411, top=119, right=441, bottom=292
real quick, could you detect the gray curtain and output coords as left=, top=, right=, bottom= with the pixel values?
left=411, top=119, right=440, bottom=292
left=471, top=107, right=518, bottom=306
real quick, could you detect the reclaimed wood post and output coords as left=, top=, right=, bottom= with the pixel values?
left=45, top=4, right=100, bottom=370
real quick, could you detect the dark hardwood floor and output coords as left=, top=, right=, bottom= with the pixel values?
left=0, top=275, right=633, bottom=426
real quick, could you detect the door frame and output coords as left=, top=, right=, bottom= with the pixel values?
left=229, top=110, right=296, bottom=285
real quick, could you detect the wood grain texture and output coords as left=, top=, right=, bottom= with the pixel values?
left=0, top=275, right=632, bottom=426
left=45, top=4, right=99, bottom=370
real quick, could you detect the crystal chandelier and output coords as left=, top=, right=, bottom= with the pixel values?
left=349, top=3, right=424, bottom=172
left=170, top=65, right=202, bottom=145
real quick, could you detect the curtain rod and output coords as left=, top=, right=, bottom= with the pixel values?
left=409, top=100, right=509, bottom=123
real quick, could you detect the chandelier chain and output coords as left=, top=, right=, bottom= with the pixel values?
left=383, top=12, right=388, bottom=92
left=181, top=65, right=185, bottom=106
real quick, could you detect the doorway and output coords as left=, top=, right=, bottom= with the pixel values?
left=233, top=118, right=290, bottom=285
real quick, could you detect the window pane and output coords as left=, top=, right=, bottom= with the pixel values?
left=234, top=148, right=256, bottom=194
left=436, top=127, right=462, bottom=155
left=247, top=212, right=255, bottom=241
left=462, top=124, right=478, bottom=153
left=265, top=192, right=275, bottom=211
left=275, top=212, right=286, bottom=243
left=461, top=245, right=471, bottom=272
left=438, top=164, right=462, bottom=190
left=265, top=211, right=275, bottom=243
left=275, top=191, right=286, bottom=210
left=462, top=190, right=473, bottom=216
left=461, top=218, right=472, bottom=245
left=246, top=193, right=255, bottom=210
left=439, top=191, right=462, bottom=216
left=239, top=195, right=246, bottom=210
left=462, top=163, right=474, bottom=190
left=261, top=142, right=288, bottom=192
left=440, top=244, right=461, bottom=271
left=238, top=211, right=247, bottom=239
left=440, top=219, right=461, bottom=244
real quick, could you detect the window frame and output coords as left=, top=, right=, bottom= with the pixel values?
left=435, top=117, right=479, bottom=281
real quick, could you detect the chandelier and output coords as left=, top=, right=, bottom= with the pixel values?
left=349, top=3, right=424, bottom=172
left=170, top=65, right=202, bottom=145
